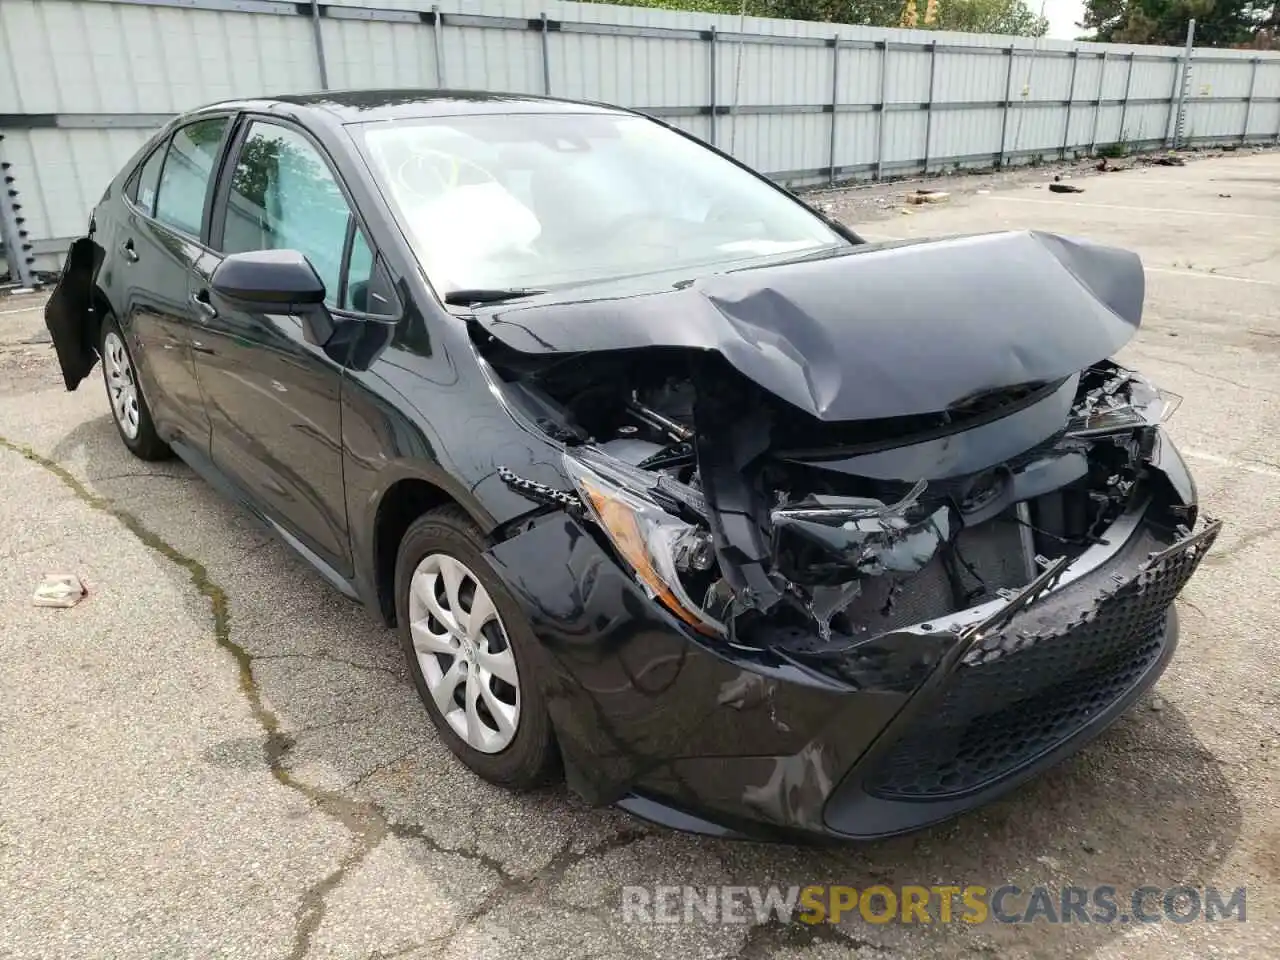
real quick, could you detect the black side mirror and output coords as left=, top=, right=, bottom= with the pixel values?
left=211, top=249, right=335, bottom=346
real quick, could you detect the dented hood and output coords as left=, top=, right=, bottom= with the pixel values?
left=477, top=230, right=1144, bottom=421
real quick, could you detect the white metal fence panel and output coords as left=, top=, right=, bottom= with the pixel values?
left=2, top=0, right=1279, bottom=282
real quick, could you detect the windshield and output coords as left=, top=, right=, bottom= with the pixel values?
left=353, top=111, right=848, bottom=297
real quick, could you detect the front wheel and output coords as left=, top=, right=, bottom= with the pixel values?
left=100, top=314, right=170, bottom=461
left=395, top=506, right=558, bottom=789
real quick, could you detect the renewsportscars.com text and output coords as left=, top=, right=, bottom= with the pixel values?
left=621, top=884, right=1246, bottom=926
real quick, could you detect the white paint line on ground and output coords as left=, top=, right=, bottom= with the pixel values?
left=985, top=195, right=1280, bottom=221
left=1145, top=267, right=1278, bottom=286
left=1181, top=448, right=1280, bottom=481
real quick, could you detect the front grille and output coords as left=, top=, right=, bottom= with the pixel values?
left=863, top=523, right=1218, bottom=801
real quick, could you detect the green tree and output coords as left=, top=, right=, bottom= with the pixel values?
left=931, top=0, right=1048, bottom=34
left=585, top=0, right=1050, bottom=33
left=1082, top=0, right=1276, bottom=47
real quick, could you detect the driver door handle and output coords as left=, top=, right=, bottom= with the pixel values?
left=191, top=289, right=218, bottom=321
left=120, top=239, right=139, bottom=264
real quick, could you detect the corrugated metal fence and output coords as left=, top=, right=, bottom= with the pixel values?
left=2, top=0, right=1279, bottom=282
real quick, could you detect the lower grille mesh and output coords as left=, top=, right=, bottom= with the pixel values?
left=863, top=524, right=1217, bottom=800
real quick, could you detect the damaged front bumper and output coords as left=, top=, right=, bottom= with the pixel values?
left=486, top=482, right=1219, bottom=840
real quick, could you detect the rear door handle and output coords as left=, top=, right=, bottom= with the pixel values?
left=120, top=239, right=139, bottom=264
left=191, top=290, right=218, bottom=321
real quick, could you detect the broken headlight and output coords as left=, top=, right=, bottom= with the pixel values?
left=563, top=452, right=724, bottom=636
left=1067, top=369, right=1181, bottom=437
left=771, top=481, right=954, bottom=587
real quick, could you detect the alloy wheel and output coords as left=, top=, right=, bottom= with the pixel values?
left=408, top=552, right=521, bottom=754
left=103, top=331, right=140, bottom=440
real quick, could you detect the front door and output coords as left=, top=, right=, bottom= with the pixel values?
left=190, top=119, right=373, bottom=577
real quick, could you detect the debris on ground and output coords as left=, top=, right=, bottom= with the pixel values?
left=32, top=573, right=87, bottom=608
left=1095, top=158, right=1126, bottom=172
left=1141, top=155, right=1187, bottom=167
left=1049, top=182, right=1085, bottom=194
left=907, top=189, right=950, bottom=204
left=1219, top=193, right=1232, bottom=198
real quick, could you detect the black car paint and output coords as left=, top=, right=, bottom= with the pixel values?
left=44, top=91, right=1211, bottom=842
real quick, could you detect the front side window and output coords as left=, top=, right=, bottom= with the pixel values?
left=153, top=117, right=229, bottom=236
left=353, top=112, right=848, bottom=297
left=221, top=122, right=352, bottom=307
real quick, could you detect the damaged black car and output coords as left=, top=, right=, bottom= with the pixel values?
left=45, top=91, right=1219, bottom=840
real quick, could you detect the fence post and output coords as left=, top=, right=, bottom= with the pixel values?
left=875, top=40, right=889, bottom=180
left=308, top=0, right=329, bottom=91
left=708, top=26, right=718, bottom=147
left=922, top=39, right=937, bottom=175
left=1169, top=18, right=1195, bottom=148
left=432, top=5, right=446, bottom=87
left=1117, top=51, right=1135, bottom=147
left=828, top=35, right=840, bottom=186
left=540, top=13, right=552, bottom=95
left=1061, top=48, right=1080, bottom=159
left=1241, top=57, right=1259, bottom=144
left=1088, top=52, right=1106, bottom=156
left=997, top=45, right=1015, bottom=168
left=0, top=135, right=36, bottom=289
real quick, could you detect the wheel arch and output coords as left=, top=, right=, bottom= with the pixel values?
left=371, top=473, right=496, bottom=627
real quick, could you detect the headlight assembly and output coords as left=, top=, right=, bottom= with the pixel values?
left=1067, top=369, right=1181, bottom=437
left=562, top=452, right=724, bottom=636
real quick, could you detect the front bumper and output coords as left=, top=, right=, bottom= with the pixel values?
left=486, top=496, right=1219, bottom=842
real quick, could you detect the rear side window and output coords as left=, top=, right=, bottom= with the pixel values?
left=154, top=117, right=229, bottom=237
left=128, top=143, right=167, bottom=217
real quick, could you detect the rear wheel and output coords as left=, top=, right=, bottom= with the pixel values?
left=394, top=506, right=558, bottom=789
left=100, top=314, right=170, bottom=461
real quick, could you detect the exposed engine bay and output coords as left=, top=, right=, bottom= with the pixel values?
left=483, top=340, right=1192, bottom=648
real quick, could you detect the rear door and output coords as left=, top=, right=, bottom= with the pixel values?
left=119, top=116, right=232, bottom=448
left=189, top=118, right=375, bottom=577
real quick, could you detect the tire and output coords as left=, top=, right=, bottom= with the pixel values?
left=395, top=505, right=558, bottom=789
left=99, top=314, right=171, bottom=461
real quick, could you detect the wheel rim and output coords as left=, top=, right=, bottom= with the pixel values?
left=408, top=553, right=521, bottom=754
left=103, top=331, right=140, bottom=440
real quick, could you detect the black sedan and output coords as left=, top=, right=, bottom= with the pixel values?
left=45, top=90, right=1219, bottom=841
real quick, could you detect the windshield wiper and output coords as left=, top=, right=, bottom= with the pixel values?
left=443, top=288, right=546, bottom=306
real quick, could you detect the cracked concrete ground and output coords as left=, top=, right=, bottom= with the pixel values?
left=0, top=149, right=1278, bottom=960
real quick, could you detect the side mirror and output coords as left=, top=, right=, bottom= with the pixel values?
left=211, top=249, right=335, bottom=346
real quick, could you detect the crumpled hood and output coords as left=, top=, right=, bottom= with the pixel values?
left=477, top=230, right=1144, bottom=421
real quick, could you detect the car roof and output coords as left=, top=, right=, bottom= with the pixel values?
left=198, top=90, right=628, bottom=126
